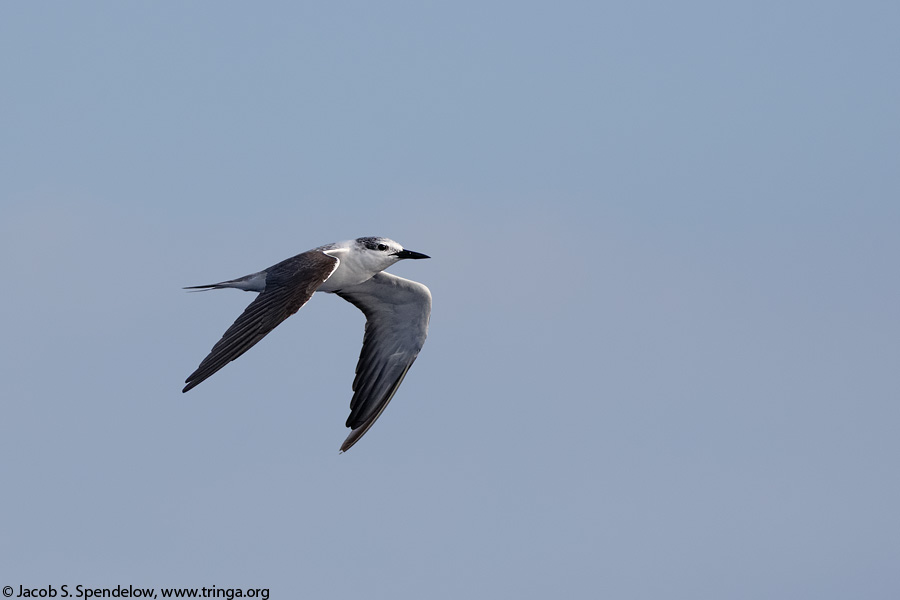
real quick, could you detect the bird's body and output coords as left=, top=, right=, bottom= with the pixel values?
left=183, top=237, right=431, bottom=452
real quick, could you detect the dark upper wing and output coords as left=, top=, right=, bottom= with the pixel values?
left=183, top=250, right=339, bottom=392
left=336, top=272, right=431, bottom=451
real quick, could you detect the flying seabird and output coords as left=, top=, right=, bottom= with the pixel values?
left=183, top=236, right=432, bottom=452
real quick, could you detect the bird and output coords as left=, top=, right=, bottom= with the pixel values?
left=182, top=236, right=432, bottom=452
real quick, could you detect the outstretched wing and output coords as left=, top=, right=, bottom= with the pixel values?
left=183, top=250, right=339, bottom=392
left=336, top=272, right=432, bottom=451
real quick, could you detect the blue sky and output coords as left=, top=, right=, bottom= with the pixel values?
left=2, top=2, right=899, bottom=598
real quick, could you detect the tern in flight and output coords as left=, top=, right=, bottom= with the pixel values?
left=183, top=236, right=432, bottom=452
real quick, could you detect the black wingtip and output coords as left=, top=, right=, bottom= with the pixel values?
left=182, top=375, right=201, bottom=393
left=339, top=420, right=379, bottom=453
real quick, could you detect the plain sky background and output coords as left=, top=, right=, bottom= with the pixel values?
left=2, top=2, right=898, bottom=598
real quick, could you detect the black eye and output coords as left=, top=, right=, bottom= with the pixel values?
left=377, top=244, right=388, bottom=251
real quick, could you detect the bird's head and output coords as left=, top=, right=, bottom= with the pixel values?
left=353, top=236, right=430, bottom=270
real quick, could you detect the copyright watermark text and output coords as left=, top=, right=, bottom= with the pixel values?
left=2, top=585, right=269, bottom=599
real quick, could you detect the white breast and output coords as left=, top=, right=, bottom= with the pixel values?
left=318, top=247, right=377, bottom=292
